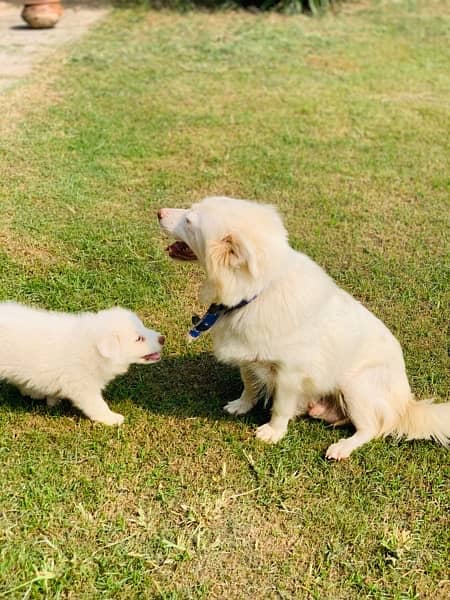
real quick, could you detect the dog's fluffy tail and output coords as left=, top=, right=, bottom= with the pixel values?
left=394, top=399, right=450, bottom=446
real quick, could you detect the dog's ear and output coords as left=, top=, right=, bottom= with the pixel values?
left=97, top=333, right=120, bottom=361
left=208, top=234, right=258, bottom=277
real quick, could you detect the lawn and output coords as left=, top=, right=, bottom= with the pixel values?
left=0, top=1, right=449, bottom=598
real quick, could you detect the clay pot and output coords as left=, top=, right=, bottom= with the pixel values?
left=21, top=0, right=64, bottom=29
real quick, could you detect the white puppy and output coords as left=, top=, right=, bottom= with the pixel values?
left=0, top=303, right=164, bottom=425
left=159, top=196, right=449, bottom=459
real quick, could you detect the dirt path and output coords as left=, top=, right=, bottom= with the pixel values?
left=0, top=1, right=109, bottom=93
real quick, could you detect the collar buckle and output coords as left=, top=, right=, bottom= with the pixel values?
left=188, top=296, right=257, bottom=341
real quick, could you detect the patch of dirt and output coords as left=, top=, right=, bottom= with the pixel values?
left=306, top=53, right=359, bottom=73
left=0, top=223, right=62, bottom=266
left=0, top=0, right=109, bottom=93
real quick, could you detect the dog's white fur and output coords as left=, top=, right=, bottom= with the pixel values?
left=159, top=196, right=450, bottom=459
left=0, top=303, right=163, bottom=425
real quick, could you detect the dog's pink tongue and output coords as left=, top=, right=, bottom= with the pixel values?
left=143, top=352, right=160, bottom=362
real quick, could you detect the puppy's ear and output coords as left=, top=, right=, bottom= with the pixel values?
left=208, top=234, right=258, bottom=277
left=97, top=333, right=120, bottom=361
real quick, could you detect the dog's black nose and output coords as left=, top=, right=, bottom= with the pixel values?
left=157, top=208, right=166, bottom=221
left=158, top=335, right=165, bottom=346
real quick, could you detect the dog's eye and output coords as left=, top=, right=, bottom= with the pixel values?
left=186, top=217, right=191, bottom=225
left=136, top=335, right=145, bottom=342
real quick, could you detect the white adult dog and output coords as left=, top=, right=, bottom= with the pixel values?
left=158, top=196, right=449, bottom=459
left=0, top=303, right=164, bottom=425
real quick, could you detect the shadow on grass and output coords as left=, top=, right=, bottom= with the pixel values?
left=3, top=0, right=315, bottom=10
left=112, top=351, right=273, bottom=423
left=0, top=352, right=271, bottom=424
left=111, top=0, right=312, bottom=12
left=0, top=353, right=356, bottom=440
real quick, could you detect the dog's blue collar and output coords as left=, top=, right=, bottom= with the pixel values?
left=188, top=296, right=257, bottom=341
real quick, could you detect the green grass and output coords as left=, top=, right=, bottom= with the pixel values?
left=0, top=2, right=449, bottom=598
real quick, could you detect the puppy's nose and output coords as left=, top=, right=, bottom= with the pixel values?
left=157, top=208, right=167, bottom=221
left=158, top=335, right=165, bottom=346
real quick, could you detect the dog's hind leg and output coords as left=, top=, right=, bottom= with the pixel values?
left=224, top=365, right=263, bottom=416
left=70, top=390, right=124, bottom=426
left=325, top=367, right=391, bottom=460
left=325, top=427, right=377, bottom=461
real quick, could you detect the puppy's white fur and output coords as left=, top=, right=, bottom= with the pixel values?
left=159, top=196, right=450, bottom=459
left=0, top=303, right=163, bottom=425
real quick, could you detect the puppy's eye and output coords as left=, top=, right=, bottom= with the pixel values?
left=186, top=217, right=191, bottom=225
left=136, top=335, right=145, bottom=342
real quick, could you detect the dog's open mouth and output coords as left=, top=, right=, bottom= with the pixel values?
left=142, top=352, right=161, bottom=362
left=166, top=241, right=197, bottom=261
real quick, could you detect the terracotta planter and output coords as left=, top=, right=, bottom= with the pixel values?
left=21, top=0, right=64, bottom=29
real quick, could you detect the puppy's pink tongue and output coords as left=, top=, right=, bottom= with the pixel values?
left=143, top=353, right=161, bottom=362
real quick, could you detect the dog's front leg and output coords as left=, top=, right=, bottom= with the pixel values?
left=70, top=391, right=124, bottom=426
left=224, top=365, right=260, bottom=416
left=256, top=370, right=299, bottom=444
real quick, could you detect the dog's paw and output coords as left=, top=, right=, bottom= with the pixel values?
left=94, top=411, right=125, bottom=426
left=255, top=423, right=286, bottom=444
left=224, top=398, right=253, bottom=416
left=325, top=440, right=351, bottom=461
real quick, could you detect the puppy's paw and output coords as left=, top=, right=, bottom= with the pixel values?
left=255, top=423, right=286, bottom=444
left=94, top=411, right=125, bottom=426
left=224, top=398, right=253, bottom=416
left=325, top=440, right=351, bottom=461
